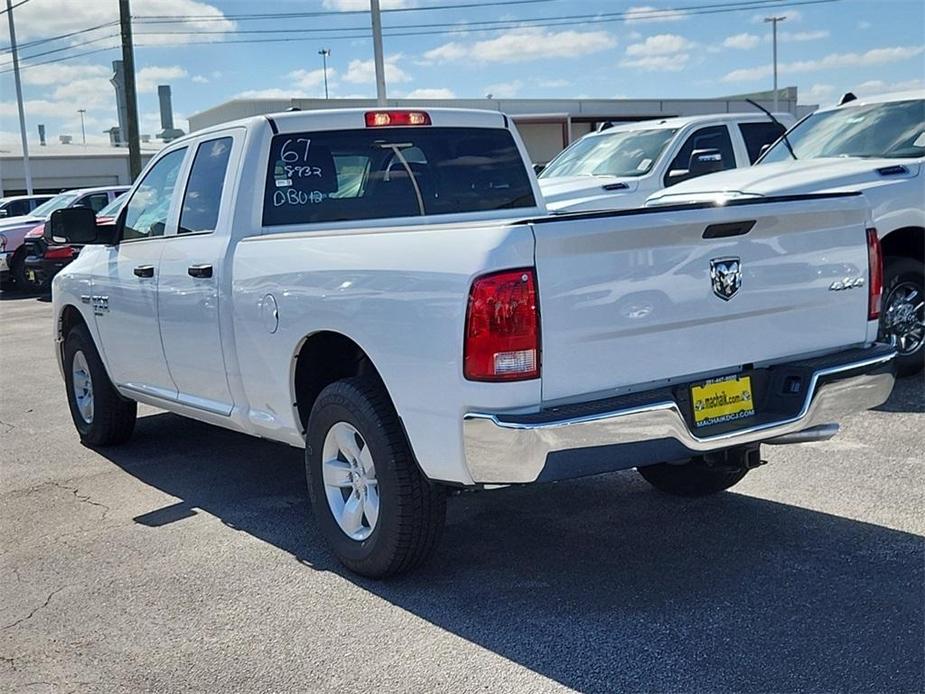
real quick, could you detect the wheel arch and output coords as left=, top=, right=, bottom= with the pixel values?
left=880, top=226, right=924, bottom=264
left=291, top=330, right=392, bottom=435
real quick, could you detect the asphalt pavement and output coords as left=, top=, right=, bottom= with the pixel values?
left=1, top=292, right=922, bottom=693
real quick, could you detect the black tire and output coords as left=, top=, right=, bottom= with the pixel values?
left=880, top=256, right=924, bottom=377
left=9, top=250, right=31, bottom=290
left=64, top=323, right=137, bottom=446
left=305, top=377, right=446, bottom=578
left=637, top=457, right=748, bottom=497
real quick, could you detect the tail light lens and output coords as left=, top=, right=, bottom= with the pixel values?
left=365, top=111, right=431, bottom=127
left=464, top=268, right=540, bottom=381
left=867, top=228, right=882, bottom=320
left=45, top=245, right=74, bottom=260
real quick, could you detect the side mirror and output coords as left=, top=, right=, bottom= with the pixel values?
left=0, top=210, right=7, bottom=218
left=688, top=148, right=724, bottom=177
left=758, top=143, right=772, bottom=158
left=49, top=207, right=114, bottom=245
left=533, top=163, right=545, bottom=175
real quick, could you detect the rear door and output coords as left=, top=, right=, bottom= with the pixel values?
left=157, top=133, right=238, bottom=415
left=532, top=195, right=872, bottom=403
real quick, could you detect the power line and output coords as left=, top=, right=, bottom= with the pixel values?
left=0, top=20, right=119, bottom=54
left=133, top=0, right=563, bottom=22
left=0, top=0, right=30, bottom=15
left=0, top=43, right=120, bottom=74
left=0, top=0, right=843, bottom=75
left=5, top=33, right=120, bottom=62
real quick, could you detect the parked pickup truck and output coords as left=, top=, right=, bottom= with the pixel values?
left=52, top=108, right=895, bottom=577
left=538, top=112, right=794, bottom=213
left=648, top=91, right=924, bottom=375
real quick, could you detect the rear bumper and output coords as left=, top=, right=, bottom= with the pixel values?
left=462, top=345, right=896, bottom=484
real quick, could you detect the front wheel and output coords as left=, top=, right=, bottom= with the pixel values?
left=64, top=323, right=137, bottom=446
left=637, top=457, right=748, bottom=497
left=880, top=257, right=924, bottom=377
left=305, top=377, right=446, bottom=578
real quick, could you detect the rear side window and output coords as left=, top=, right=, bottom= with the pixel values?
left=739, top=122, right=786, bottom=163
left=262, top=127, right=535, bottom=226
left=179, top=137, right=233, bottom=234
left=75, top=193, right=110, bottom=213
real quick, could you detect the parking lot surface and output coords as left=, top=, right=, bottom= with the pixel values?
left=1, top=293, right=923, bottom=693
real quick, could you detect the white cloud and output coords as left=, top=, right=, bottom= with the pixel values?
left=403, top=88, right=455, bottom=98
left=342, top=55, right=410, bottom=84
left=778, top=30, right=830, bottom=42
left=136, top=66, right=188, bottom=93
left=855, top=78, right=925, bottom=95
left=625, top=34, right=692, bottom=56
left=624, top=5, right=687, bottom=23
left=722, top=45, right=925, bottom=82
left=21, top=64, right=109, bottom=86
left=10, top=0, right=235, bottom=44
left=51, top=77, right=114, bottom=110
left=322, top=0, right=410, bottom=9
left=723, top=33, right=760, bottom=50
left=620, top=54, right=690, bottom=71
left=485, top=80, right=523, bottom=98
left=191, top=75, right=209, bottom=84
left=423, top=28, right=615, bottom=64
left=857, top=20, right=872, bottom=30
left=289, top=67, right=336, bottom=90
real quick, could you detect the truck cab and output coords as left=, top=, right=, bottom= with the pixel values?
left=538, top=112, right=794, bottom=213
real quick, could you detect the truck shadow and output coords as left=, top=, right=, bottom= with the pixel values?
left=95, top=403, right=924, bottom=693
left=874, top=373, right=925, bottom=413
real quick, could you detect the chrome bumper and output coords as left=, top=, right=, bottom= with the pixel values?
left=463, top=347, right=896, bottom=484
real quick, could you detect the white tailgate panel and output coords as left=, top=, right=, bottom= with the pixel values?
left=534, top=196, right=872, bottom=403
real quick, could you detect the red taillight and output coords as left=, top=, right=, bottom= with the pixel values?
left=464, top=268, right=540, bottom=381
left=364, top=111, right=431, bottom=127
left=45, top=244, right=74, bottom=260
left=867, top=227, right=882, bottom=321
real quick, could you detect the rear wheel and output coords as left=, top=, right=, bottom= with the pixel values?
left=637, top=457, right=749, bottom=497
left=880, top=257, right=924, bottom=377
left=305, top=377, right=446, bottom=577
left=64, top=323, right=137, bottom=446
left=9, top=250, right=33, bottom=291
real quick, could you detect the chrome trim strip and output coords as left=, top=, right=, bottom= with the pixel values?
left=462, top=350, right=895, bottom=484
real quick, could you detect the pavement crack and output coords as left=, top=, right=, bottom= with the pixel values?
left=51, top=482, right=111, bottom=520
left=1, top=585, right=67, bottom=630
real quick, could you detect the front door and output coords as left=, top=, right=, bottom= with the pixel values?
left=157, top=135, right=237, bottom=414
left=93, top=146, right=188, bottom=400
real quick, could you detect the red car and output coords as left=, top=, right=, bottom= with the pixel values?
left=21, top=196, right=125, bottom=291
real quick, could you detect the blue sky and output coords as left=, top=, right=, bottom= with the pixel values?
left=1, top=0, right=923, bottom=146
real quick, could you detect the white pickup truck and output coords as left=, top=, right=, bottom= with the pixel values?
left=538, top=112, right=794, bottom=213
left=648, top=91, right=924, bottom=375
left=52, top=108, right=895, bottom=577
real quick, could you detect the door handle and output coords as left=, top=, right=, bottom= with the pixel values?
left=133, top=265, right=155, bottom=278
left=188, top=264, right=213, bottom=279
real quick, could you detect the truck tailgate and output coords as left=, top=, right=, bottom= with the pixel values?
left=533, top=194, right=873, bottom=402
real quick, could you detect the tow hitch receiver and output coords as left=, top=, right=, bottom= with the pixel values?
left=703, top=444, right=765, bottom=472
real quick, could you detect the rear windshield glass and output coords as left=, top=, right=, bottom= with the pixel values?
left=262, top=127, right=535, bottom=226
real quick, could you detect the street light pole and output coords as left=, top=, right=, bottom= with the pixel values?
left=764, top=15, right=786, bottom=113
left=6, top=0, right=33, bottom=194
left=370, top=0, right=387, bottom=106
left=78, top=109, right=87, bottom=145
left=318, top=48, right=331, bottom=99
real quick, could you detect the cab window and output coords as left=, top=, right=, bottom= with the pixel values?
left=179, top=137, right=233, bottom=235
left=122, top=148, right=187, bottom=241
left=664, top=125, right=735, bottom=187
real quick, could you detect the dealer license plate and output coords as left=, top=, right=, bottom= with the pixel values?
left=691, top=375, right=755, bottom=427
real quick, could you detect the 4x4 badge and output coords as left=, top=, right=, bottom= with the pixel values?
left=710, top=257, right=742, bottom=301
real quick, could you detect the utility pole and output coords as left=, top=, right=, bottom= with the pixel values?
left=764, top=15, right=786, bottom=113
left=6, top=0, right=33, bottom=194
left=78, top=109, right=87, bottom=145
left=370, top=0, right=387, bottom=106
left=119, top=0, right=142, bottom=179
left=318, top=48, right=331, bottom=99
